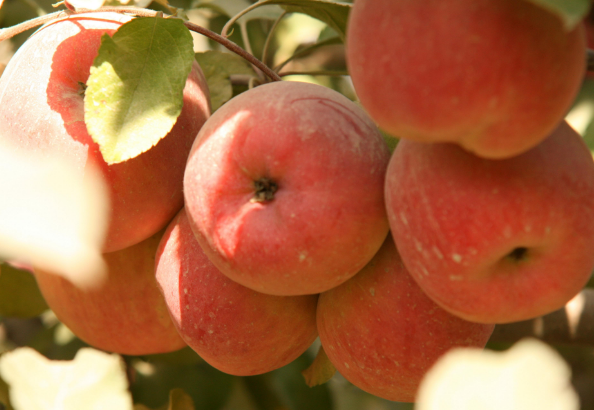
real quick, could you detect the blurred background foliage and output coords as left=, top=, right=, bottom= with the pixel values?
left=2, top=0, right=594, bottom=408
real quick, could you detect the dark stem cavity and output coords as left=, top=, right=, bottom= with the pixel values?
left=506, top=247, right=529, bottom=263
left=77, top=81, right=87, bottom=97
left=252, top=177, right=278, bottom=203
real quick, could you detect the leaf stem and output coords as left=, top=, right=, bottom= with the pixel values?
left=273, top=36, right=342, bottom=73
left=261, top=10, right=287, bottom=66
left=0, top=6, right=282, bottom=82
left=220, top=1, right=266, bottom=39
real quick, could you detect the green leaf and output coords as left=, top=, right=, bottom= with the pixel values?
left=249, top=0, right=351, bottom=40
left=85, top=16, right=195, bottom=164
left=130, top=359, right=234, bottom=410
left=269, top=352, right=334, bottom=410
left=301, top=345, right=336, bottom=387
left=526, top=0, right=590, bottom=30
left=0, top=263, right=48, bottom=318
left=195, top=51, right=257, bottom=111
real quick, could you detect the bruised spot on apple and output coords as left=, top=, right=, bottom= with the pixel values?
left=386, top=121, right=594, bottom=324
left=0, top=12, right=210, bottom=253
left=34, top=229, right=187, bottom=356
left=317, top=236, right=494, bottom=403
left=155, top=208, right=318, bottom=376
left=183, top=81, right=391, bottom=296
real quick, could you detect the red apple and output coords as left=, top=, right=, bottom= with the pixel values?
left=0, top=12, right=210, bottom=252
left=317, top=236, right=494, bottom=403
left=34, top=230, right=187, bottom=356
left=183, top=81, right=390, bottom=296
left=385, top=121, right=594, bottom=324
left=155, top=208, right=318, bottom=376
left=347, top=0, right=586, bottom=159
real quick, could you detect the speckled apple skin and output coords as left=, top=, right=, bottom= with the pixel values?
left=347, top=0, right=586, bottom=159
left=155, top=208, right=319, bottom=376
left=317, top=236, right=494, bottom=403
left=386, top=121, right=594, bottom=324
left=35, top=230, right=187, bottom=355
left=183, top=81, right=390, bottom=296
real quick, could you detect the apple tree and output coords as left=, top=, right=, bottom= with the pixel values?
left=0, top=0, right=594, bottom=409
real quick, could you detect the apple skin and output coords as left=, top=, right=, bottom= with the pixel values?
left=34, top=230, right=187, bottom=356
left=347, top=0, right=586, bottom=159
left=183, top=81, right=391, bottom=296
left=317, top=236, right=494, bottom=403
left=155, top=208, right=319, bottom=376
left=0, top=12, right=210, bottom=253
left=385, top=121, right=594, bottom=324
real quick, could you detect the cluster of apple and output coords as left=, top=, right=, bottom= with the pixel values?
left=2, top=0, right=594, bottom=405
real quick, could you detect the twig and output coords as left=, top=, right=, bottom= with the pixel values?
left=273, top=36, right=342, bottom=73
left=0, top=6, right=282, bottom=82
left=220, top=1, right=264, bottom=39
left=261, top=10, right=287, bottom=66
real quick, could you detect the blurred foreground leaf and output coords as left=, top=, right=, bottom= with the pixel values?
left=0, top=264, right=47, bottom=318
left=0, top=347, right=133, bottom=410
left=195, top=51, right=257, bottom=111
left=85, top=16, right=194, bottom=164
left=416, top=338, right=579, bottom=410
left=0, top=141, right=108, bottom=289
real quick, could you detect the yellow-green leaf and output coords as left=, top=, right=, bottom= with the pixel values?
left=167, top=389, right=195, bottom=410
left=85, top=16, right=194, bottom=164
left=301, top=346, right=336, bottom=387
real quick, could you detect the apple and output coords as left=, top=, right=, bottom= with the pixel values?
left=34, top=229, right=187, bottom=356
left=347, top=0, right=586, bottom=159
left=385, top=121, right=594, bottom=324
left=317, top=236, right=494, bottom=403
left=183, top=80, right=391, bottom=296
left=155, top=208, right=319, bottom=376
left=0, top=12, right=210, bottom=253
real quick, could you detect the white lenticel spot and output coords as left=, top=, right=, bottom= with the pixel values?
left=452, top=254, right=462, bottom=263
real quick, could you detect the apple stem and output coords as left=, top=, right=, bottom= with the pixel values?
left=251, top=177, right=278, bottom=203
left=0, top=6, right=282, bottom=83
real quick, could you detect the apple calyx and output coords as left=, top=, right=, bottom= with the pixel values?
left=505, top=247, right=529, bottom=263
left=252, top=177, right=278, bottom=203
left=77, top=81, right=87, bottom=97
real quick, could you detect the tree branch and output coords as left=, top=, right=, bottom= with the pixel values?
left=0, top=6, right=282, bottom=82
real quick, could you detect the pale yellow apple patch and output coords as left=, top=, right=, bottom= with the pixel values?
left=0, top=141, right=109, bottom=289
left=0, top=347, right=133, bottom=410
left=416, top=338, right=579, bottom=410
